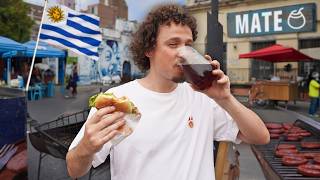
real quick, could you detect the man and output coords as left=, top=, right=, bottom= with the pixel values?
left=66, top=4, right=269, bottom=180
left=308, top=72, right=320, bottom=117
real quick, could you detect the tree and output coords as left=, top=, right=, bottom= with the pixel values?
left=0, top=0, right=34, bottom=42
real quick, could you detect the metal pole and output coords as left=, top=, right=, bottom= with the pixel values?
left=207, top=0, right=224, bottom=73
left=7, top=58, right=11, bottom=85
left=26, top=0, right=49, bottom=91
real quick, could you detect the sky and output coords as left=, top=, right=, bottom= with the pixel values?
left=24, top=0, right=186, bottom=22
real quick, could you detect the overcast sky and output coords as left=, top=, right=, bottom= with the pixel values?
left=24, top=0, right=185, bottom=21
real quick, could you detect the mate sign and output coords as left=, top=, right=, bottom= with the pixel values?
left=227, top=3, right=316, bottom=37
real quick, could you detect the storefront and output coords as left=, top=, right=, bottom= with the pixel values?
left=2, top=40, right=66, bottom=88
left=186, top=0, right=320, bottom=84
left=0, top=36, right=26, bottom=86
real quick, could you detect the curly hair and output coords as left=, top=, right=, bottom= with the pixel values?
left=129, top=4, right=198, bottom=72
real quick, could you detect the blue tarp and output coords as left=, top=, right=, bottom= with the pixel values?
left=23, top=41, right=66, bottom=58
left=2, top=40, right=66, bottom=58
left=0, top=38, right=66, bottom=85
left=0, top=36, right=25, bottom=55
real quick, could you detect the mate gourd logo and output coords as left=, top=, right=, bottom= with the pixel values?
left=47, top=6, right=65, bottom=23
left=287, top=8, right=306, bottom=30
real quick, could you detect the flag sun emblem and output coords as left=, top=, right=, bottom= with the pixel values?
left=47, top=6, right=64, bottom=23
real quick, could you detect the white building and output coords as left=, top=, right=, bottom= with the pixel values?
left=73, top=19, right=142, bottom=85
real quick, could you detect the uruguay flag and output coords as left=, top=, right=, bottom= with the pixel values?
left=40, top=3, right=102, bottom=60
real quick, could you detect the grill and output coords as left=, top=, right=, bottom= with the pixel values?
left=29, top=109, right=89, bottom=160
left=28, top=109, right=111, bottom=180
left=252, top=119, right=320, bottom=180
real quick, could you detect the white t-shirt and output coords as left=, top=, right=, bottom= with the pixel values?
left=69, top=80, right=240, bottom=180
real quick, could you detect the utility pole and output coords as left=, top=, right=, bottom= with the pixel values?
left=206, top=0, right=225, bottom=73
left=207, top=0, right=227, bottom=168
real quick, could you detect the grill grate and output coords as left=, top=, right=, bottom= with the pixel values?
left=253, top=119, right=320, bottom=180
left=29, top=109, right=90, bottom=159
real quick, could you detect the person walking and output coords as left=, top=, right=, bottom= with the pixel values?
left=65, top=63, right=79, bottom=98
left=308, top=72, right=320, bottom=117
left=70, top=64, right=79, bottom=97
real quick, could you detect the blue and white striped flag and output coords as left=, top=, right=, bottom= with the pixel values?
left=40, top=3, right=102, bottom=60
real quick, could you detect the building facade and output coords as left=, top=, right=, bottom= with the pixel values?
left=86, top=0, right=128, bottom=29
left=186, top=0, right=320, bottom=84
left=26, top=3, right=43, bottom=40
left=56, top=0, right=76, bottom=10
left=72, top=19, right=141, bottom=85
left=26, top=0, right=76, bottom=41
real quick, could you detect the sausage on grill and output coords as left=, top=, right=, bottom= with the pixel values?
left=282, top=156, right=308, bottom=166
left=301, top=153, right=320, bottom=159
left=301, top=142, right=320, bottom=149
left=276, top=144, right=296, bottom=150
left=269, top=128, right=284, bottom=134
left=282, top=123, right=293, bottom=130
left=297, top=164, right=320, bottom=177
left=314, top=156, right=320, bottom=164
left=286, top=136, right=302, bottom=141
left=265, top=123, right=282, bottom=129
left=275, top=149, right=299, bottom=158
left=286, top=133, right=302, bottom=141
left=270, top=133, right=280, bottom=139
left=299, top=132, right=312, bottom=137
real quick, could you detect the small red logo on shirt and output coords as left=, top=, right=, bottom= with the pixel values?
left=188, top=116, right=194, bottom=128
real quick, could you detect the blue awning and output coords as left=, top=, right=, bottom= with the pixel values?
left=23, top=41, right=66, bottom=58
left=0, top=36, right=26, bottom=55
left=2, top=40, right=66, bottom=58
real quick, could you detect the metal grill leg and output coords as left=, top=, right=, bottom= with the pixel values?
left=37, top=152, right=42, bottom=180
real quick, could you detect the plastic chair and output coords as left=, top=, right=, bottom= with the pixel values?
left=32, top=86, right=42, bottom=100
left=27, top=87, right=34, bottom=101
left=46, top=82, right=55, bottom=97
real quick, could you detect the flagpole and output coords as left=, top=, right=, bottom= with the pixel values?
left=26, top=0, right=49, bottom=91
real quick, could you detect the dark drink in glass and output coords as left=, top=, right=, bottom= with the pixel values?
left=178, top=46, right=217, bottom=90
left=182, top=64, right=216, bottom=90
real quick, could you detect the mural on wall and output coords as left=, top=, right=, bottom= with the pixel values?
left=121, top=35, right=143, bottom=79
left=78, top=56, right=99, bottom=85
left=99, top=40, right=121, bottom=79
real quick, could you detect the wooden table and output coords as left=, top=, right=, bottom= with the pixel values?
left=249, top=80, right=298, bottom=105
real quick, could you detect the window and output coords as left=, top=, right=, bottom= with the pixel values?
left=298, top=38, right=320, bottom=76
left=299, top=38, right=320, bottom=49
left=250, top=41, right=276, bottom=80
left=91, top=6, right=97, bottom=15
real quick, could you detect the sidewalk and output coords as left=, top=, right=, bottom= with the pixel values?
left=27, top=84, right=115, bottom=124
left=278, top=100, right=320, bottom=121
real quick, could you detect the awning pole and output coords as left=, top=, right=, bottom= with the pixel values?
left=274, top=64, right=276, bottom=76
left=25, top=0, right=48, bottom=91
left=7, top=58, right=11, bottom=85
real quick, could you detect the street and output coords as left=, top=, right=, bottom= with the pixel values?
left=26, top=84, right=318, bottom=180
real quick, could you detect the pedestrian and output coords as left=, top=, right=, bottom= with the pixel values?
left=308, top=71, right=320, bottom=117
left=299, top=74, right=309, bottom=100
left=70, top=64, right=79, bottom=97
left=66, top=4, right=270, bottom=180
left=65, top=63, right=78, bottom=98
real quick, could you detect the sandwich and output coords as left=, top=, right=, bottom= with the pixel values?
left=89, top=92, right=141, bottom=145
left=89, top=92, right=139, bottom=114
